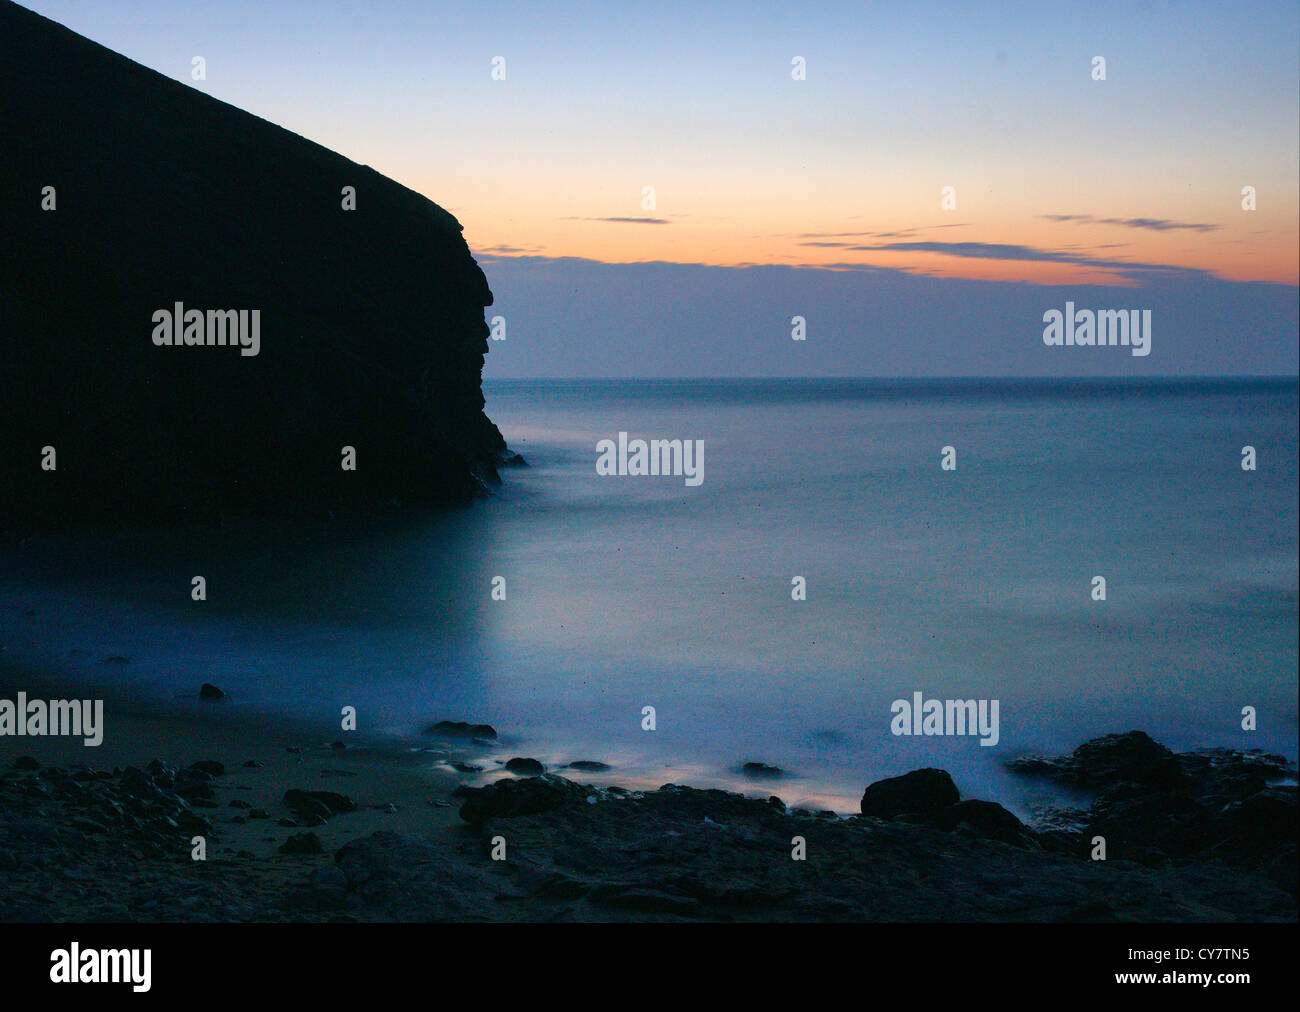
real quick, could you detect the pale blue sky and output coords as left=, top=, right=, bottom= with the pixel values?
left=23, top=0, right=1299, bottom=375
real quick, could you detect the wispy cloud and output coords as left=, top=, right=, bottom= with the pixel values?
left=798, top=223, right=969, bottom=241
left=1042, top=214, right=1220, bottom=232
left=479, top=244, right=537, bottom=254
left=563, top=216, right=671, bottom=225
left=853, top=240, right=1085, bottom=262
left=842, top=240, right=1212, bottom=280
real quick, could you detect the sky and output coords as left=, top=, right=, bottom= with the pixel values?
left=24, top=0, right=1300, bottom=375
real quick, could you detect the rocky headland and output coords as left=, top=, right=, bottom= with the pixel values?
left=0, top=0, right=512, bottom=529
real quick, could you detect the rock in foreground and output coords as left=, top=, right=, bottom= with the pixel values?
left=1, top=740, right=1295, bottom=922
left=860, top=768, right=959, bottom=818
left=457, top=775, right=592, bottom=825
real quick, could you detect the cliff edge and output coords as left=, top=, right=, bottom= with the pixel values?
left=0, top=0, right=508, bottom=527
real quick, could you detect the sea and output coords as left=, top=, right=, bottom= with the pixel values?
left=1, top=378, right=1296, bottom=814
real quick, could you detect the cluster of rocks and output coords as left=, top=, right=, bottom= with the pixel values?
left=0, top=754, right=370, bottom=920
left=455, top=773, right=596, bottom=824
left=2, top=758, right=224, bottom=861
left=420, top=718, right=611, bottom=780
left=1006, top=730, right=1297, bottom=891
left=0, top=757, right=252, bottom=921
left=859, top=768, right=1037, bottom=848
left=338, top=769, right=1291, bottom=921
left=842, top=731, right=1298, bottom=891
left=2, top=730, right=1294, bottom=922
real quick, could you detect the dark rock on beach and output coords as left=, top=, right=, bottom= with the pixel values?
left=458, top=774, right=592, bottom=825
left=860, top=768, right=959, bottom=818
left=505, top=757, right=545, bottom=776
left=305, top=790, right=357, bottom=814
left=198, top=684, right=226, bottom=702
left=567, top=761, right=611, bottom=772
left=917, top=799, right=1036, bottom=849
left=279, top=833, right=324, bottom=856
left=283, top=789, right=356, bottom=819
left=858, top=769, right=1035, bottom=848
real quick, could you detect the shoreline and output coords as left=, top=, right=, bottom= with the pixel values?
left=2, top=652, right=1295, bottom=816
left=2, top=655, right=1296, bottom=923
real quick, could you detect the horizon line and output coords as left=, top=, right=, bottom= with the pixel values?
left=481, top=374, right=1300, bottom=382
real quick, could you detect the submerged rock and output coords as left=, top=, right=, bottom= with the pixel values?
left=1007, top=730, right=1184, bottom=790
left=741, top=762, right=783, bottom=779
left=424, top=720, right=498, bottom=741
left=198, top=684, right=226, bottom=702
left=1072, top=731, right=1186, bottom=789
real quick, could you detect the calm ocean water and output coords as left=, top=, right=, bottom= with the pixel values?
left=2, top=379, right=1296, bottom=812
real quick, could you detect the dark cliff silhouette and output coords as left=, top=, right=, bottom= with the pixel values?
left=0, top=0, right=508, bottom=528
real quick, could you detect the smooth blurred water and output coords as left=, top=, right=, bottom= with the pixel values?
left=1, top=378, right=1296, bottom=812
